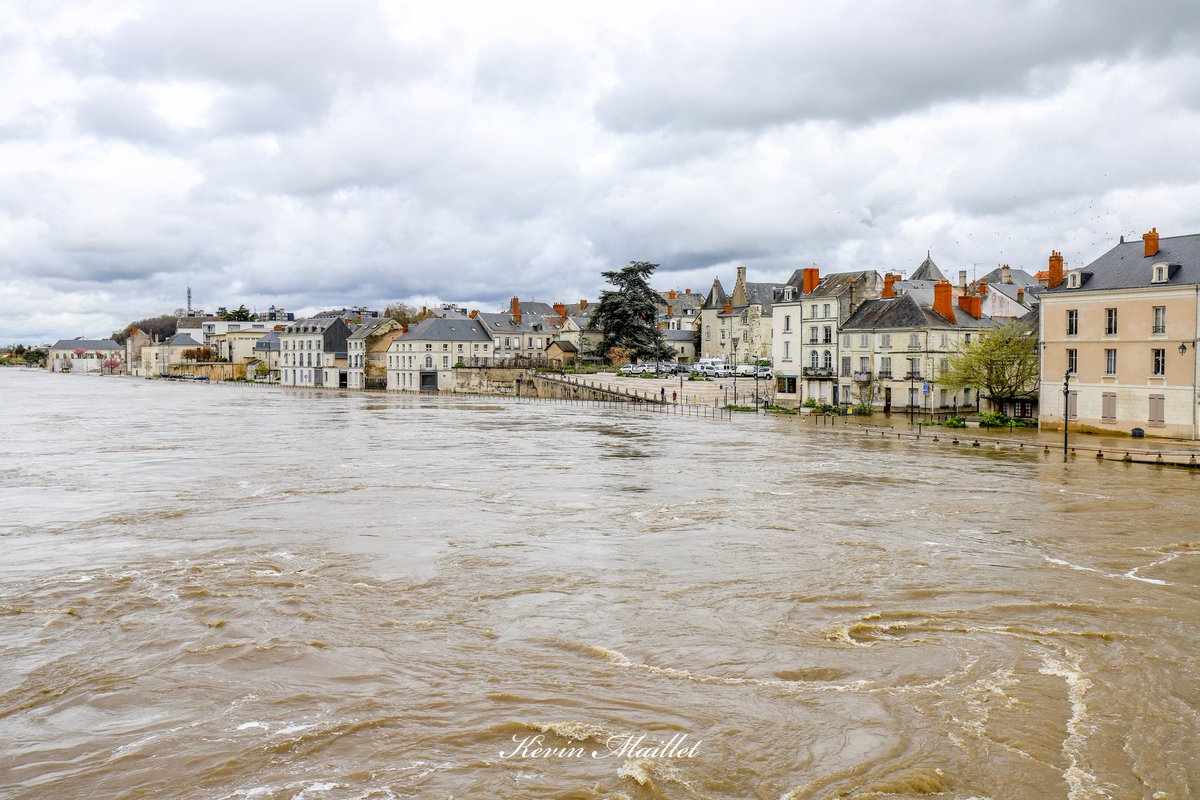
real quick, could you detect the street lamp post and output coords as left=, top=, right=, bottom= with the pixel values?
left=1062, top=369, right=1070, bottom=462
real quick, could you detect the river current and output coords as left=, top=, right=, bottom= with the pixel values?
left=1, top=369, right=1197, bottom=799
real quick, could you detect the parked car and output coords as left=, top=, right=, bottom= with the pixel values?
left=619, top=363, right=640, bottom=375
left=756, top=367, right=773, bottom=380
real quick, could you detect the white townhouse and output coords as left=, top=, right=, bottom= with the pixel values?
left=771, top=269, right=883, bottom=407
left=280, top=317, right=352, bottom=388
left=387, top=317, right=493, bottom=392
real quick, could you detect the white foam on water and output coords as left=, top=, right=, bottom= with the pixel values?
left=1039, top=654, right=1107, bottom=800
left=292, top=782, right=340, bottom=799
left=236, top=721, right=269, bottom=731
left=273, top=724, right=315, bottom=736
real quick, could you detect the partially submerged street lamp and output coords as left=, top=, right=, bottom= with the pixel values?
left=1062, top=369, right=1070, bottom=462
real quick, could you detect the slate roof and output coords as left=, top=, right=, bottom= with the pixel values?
left=50, top=338, right=123, bottom=351
left=806, top=270, right=881, bottom=298
left=286, top=317, right=343, bottom=334
left=348, top=317, right=399, bottom=340
left=474, top=311, right=553, bottom=334
left=663, top=329, right=695, bottom=341
left=1045, top=233, right=1200, bottom=294
left=910, top=255, right=947, bottom=282
left=253, top=330, right=281, bottom=352
left=842, top=293, right=996, bottom=330
left=165, top=332, right=202, bottom=347
left=547, top=340, right=578, bottom=352
left=399, top=317, right=491, bottom=342
left=977, top=266, right=1040, bottom=288
left=744, top=282, right=785, bottom=314
left=514, top=301, right=557, bottom=317
left=702, top=278, right=728, bottom=310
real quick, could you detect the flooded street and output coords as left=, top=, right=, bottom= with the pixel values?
left=1, top=368, right=1197, bottom=799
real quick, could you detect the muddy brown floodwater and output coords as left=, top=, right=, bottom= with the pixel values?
left=1, top=369, right=1197, bottom=799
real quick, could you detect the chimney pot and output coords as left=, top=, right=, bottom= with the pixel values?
left=958, top=270, right=967, bottom=289
left=956, top=294, right=982, bottom=319
left=469, top=309, right=478, bottom=318
left=685, top=288, right=691, bottom=294
left=579, top=299, right=587, bottom=310
left=668, top=290, right=677, bottom=300
left=882, top=273, right=897, bottom=299
left=978, top=280, right=988, bottom=297
left=1048, top=250, right=1065, bottom=289
left=1143, top=227, right=1160, bottom=257
left=933, top=280, right=957, bottom=323
left=511, top=297, right=521, bottom=322
left=724, top=302, right=732, bottom=314
left=1017, top=287, right=1025, bottom=305
left=802, top=267, right=821, bottom=294
left=1001, top=264, right=1012, bottom=284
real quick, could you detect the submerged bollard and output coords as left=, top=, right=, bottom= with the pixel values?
left=1096, top=450, right=1104, bottom=459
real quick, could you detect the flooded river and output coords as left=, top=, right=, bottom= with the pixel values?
left=1, top=369, right=1197, bottom=799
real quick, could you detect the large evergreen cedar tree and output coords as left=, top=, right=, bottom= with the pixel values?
left=589, top=261, right=671, bottom=361
left=940, top=320, right=1039, bottom=401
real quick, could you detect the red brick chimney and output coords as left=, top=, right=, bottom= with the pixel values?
left=402, top=323, right=409, bottom=333
left=802, top=267, right=821, bottom=294
left=553, top=302, right=566, bottom=318
left=685, top=288, right=691, bottom=294
left=1048, top=250, right=1064, bottom=289
left=933, top=280, right=957, bottom=323
left=667, top=304, right=673, bottom=316
left=724, top=302, right=732, bottom=314
left=882, top=273, right=898, bottom=299
left=978, top=280, right=988, bottom=297
left=956, top=294, right=981, bottom=319
left=510, top=297, right=521, bottom=323
left=273, top=325, right=283, bottom=332
left=578, top=299, right=587, bottom=310
left=1017, top=287, right=1025, bottom=305
left=1143, top=227, right=1159, bottom=257
left=668, top=290, right=677, bottom=300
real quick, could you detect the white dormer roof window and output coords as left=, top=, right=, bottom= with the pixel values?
left=1067, top=271, right=1080, bottom=289
left=1151, top=262, right=1169, bottom=284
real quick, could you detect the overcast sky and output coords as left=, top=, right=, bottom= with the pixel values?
left=3, top=1, right=1200, bottom=342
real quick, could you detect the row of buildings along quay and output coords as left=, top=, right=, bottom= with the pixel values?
left=38, top=227, right=1200, bottom=439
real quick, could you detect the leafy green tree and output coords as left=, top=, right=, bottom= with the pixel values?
left=221, top=304, right=254, bottom=321
left=940, top=320, right=1039, bottom=403
left=589, top=261, right=670, bottom=361
left=384, top=302, right=418, bottom=325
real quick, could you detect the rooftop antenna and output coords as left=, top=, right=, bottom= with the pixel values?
left=187, top=285, right=192, bottom=314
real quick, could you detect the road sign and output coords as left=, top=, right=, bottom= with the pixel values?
left=922, top=382, right=929, bottom=396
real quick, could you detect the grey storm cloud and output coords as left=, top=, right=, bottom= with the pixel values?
left=2, top=0, right=1200, bottom=342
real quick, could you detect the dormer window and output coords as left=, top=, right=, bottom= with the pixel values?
left=1068, top=272, right=1080, bottom=289
left=1152, top=263, right=1169, bottom=283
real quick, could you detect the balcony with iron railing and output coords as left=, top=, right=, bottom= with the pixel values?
left=877, top=370, right=893, bottom=379
left=802, top=366, right=835, bottom=378
left=852, top=370, right=873, bottom=382
left=904, top=371, right=923, bottom=380
left=1152, top=324, right=1166, bottom=334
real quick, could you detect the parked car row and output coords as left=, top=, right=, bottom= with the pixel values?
left=619, top=363, right=691, bottom=376
left=618, top=363, right=773, bottom=380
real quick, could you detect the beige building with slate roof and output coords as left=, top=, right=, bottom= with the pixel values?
left=1039, top=228, right=1200, bottom=438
